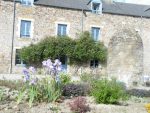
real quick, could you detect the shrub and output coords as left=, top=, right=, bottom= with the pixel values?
left=20, top=32, right=107, bottom=66
left=68, top=96, right=90, bottom=113
left=62, top=83, right=89, bottom=97
left=90, top=79, right=128, bottom=104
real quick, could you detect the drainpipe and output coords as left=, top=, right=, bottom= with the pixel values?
left=81, top=8, right=84, bottom=32
left=10, top=0, right=18, bottom=74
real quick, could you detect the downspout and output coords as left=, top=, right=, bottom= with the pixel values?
left=10, top=0, right=16, bottom=74
left=81, top=8, right=84, bottom=32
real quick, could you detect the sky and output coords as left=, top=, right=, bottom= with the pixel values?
left=125, top=0, right=150, bottom=5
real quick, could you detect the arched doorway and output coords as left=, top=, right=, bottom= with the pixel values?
left=107, top=29, right=143, bottom=86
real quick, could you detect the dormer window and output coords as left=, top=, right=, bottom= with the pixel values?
left=21, top=0, right=33, bottom=6
left=91, top=0, right=102, bottom=14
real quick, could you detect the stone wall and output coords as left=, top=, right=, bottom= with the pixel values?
left=108, top=28, right=143, bottom=86
left=1, top=1, right=150, bottom=85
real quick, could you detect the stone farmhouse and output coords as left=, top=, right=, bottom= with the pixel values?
left=1, top=0, right=150, bottom=86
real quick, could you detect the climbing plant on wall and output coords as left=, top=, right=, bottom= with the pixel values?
left=20, top=32, right=107, bottom=67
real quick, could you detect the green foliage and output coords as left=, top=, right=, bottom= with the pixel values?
left=90, top=79, right=128, bottom=104
left=0, top=89, right=4, bottom=101
left=20, top=32, right=107, bottom=66
left=70, top=31, right=107, bottom=65
left=17, top=77, right=61, bottom=107
left=38, top=77, right=61, bottom=103
left=60, top=73, right=71, bottom=86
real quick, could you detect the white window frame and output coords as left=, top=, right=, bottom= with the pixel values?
left=91, top=0, right=102, bottom=14
left=21, top=0, right=34, bottom=6
left=91, top=25, right=101, bottom=41
left=55, top=22, right=70, bottom=37
left=17, top=18, right=34, bottom=39
left=15, top=48, right=26, bottom=67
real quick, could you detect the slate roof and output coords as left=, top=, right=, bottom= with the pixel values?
left=102, top=2, right=150, bottom=18
left=34, top=0, right=90, bottom=10
left=34, top=0, right=150, bottom=18
left=3, top=0, right=150, bottom=18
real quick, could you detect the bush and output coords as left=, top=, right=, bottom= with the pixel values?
left=68, top=96, right=90, bottom=113
left=20, top=32, right=107, bottom=66
left=62, top=83, right=89, bottom=97
left=90, top=79, right=128, bottom=104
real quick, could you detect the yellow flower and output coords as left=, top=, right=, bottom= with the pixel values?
left=145, top=103, right=150, bottom=113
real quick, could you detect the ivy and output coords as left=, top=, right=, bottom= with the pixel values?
left=20, top=32, right=107, bottom=66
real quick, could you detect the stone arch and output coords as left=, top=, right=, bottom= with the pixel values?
left=107, top=28, right=143, bottom=86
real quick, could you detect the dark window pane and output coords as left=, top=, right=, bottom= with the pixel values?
left=15, top=49, right=21, bottom=65
left=90, top=60, right=99, bottom=68
left=15, top=49, right=26, bottom=65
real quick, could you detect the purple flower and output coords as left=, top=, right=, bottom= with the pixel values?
left=42, top=60, right=47, bottom=67
left=24, top=74, right=30, bottom=82
left=29, top=78, right=38, bottom=85
left=54, top=59, right=61, bottom=66
left=29, top=66, right=36, bottom=73
left=46, top=59, right=52, bottom=68
left=56, top=66, right=62, bottom=71
left=23, top=68, right=29, bottom=75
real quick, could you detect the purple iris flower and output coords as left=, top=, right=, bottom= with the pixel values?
left=46, top=59, right=52, bottom=68
left=42, top=60, right=47, bottom=67
left=29, top=66, right=36, bottom=73
left=23, top=68, right=29, bottom=75
left=29, top=78, right=38, bottom=85
left=24, top=74, right=30, bottom=82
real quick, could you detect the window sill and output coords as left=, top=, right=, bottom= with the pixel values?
left=20, top=4, right=34, bottom=7
left=91, top=10, right=102, bottom=14
left=15, top=64, right=26, bottom=67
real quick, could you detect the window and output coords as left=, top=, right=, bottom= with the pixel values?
left=15, top=49, right=26, bottom=65
left=21, top=0, right=33, bottom=6
left=20, top=20, right=31, bottom=38
left=57, top=24, right=67, bottom=36
left=91, top=27, right=100, bottom=41
left=58, top=56, right=67, bottom=71
left=90, top=60, right=99, bottom=68
left=91, top=0, right=102, bottom=14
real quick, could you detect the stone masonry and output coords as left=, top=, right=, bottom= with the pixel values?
left=1, top=0, right=150, bottom=86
